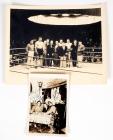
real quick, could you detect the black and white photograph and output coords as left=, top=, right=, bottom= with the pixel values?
left=5, top=4, right=107, bottom=84
left=28, top=73, right=69, bottom=135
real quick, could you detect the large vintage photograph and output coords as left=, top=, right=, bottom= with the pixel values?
left=28, top=73, right=68, bottom=134
left=5, top=4, right=107, bottom=84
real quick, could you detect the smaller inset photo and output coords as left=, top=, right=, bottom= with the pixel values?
left=28, top=73, right=69, bottom=135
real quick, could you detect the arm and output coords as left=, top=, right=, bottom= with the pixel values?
left=34, top=42, right=38, bottom=53
left=81, top=44, right=85, bottom=51
left=45, top=106, right=56, bottom=115
left=30, top=105, right=35, bottom=114
left=26, top=44, right=29, bottom=53
left=43, top=104, right=48, bottom=111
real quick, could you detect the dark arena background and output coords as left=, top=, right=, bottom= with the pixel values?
left=10, top=9, right=101, bottom=48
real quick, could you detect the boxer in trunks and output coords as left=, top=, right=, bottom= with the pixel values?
left=35, top=37, right=44, bottom=67
left=65, top=39, right=72, bottom=67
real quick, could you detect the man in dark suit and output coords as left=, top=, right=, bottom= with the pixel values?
left=46, top=40, right=54, bottom=66
left=71, top=40, right=78, bottom=67
left=58, top=39, right=67, bottom=67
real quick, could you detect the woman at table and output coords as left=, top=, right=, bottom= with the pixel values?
left=45, top=101, right=57, bottom=115
left=30, top=101, right=43, bottom=114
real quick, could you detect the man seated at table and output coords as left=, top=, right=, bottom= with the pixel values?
left=44, top=100, right=57, bottom=133
left=45, top=100, right=57, bottom=115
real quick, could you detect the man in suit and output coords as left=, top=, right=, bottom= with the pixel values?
left=71, top=40, right=78, bottom=67
left=46, top=40, right=54, bottom=66
left=77, top=41, right=85, bottom=67
left=58, top=39, right=67, bottom=67
left=53, top=41, right=60, bottom=67
left=26, top=40, right=35, bottom=68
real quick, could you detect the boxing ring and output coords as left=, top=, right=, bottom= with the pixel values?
left=10, top=47, right=102, bottom=72
left=8, top=47, right=105, bottom=84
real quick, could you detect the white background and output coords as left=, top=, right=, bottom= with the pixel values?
left=0, top=0, right=113, bottom=140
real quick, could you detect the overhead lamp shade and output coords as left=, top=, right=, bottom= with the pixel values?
left=28, top=14, right=101, bottom=25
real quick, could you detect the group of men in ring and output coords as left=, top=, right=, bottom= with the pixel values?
left=26, top=37, right=85, bottom=68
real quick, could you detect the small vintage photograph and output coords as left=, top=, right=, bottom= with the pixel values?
left=5, top=4, right=107, bottom=84
left=28, top=73, right=69, bottom=134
